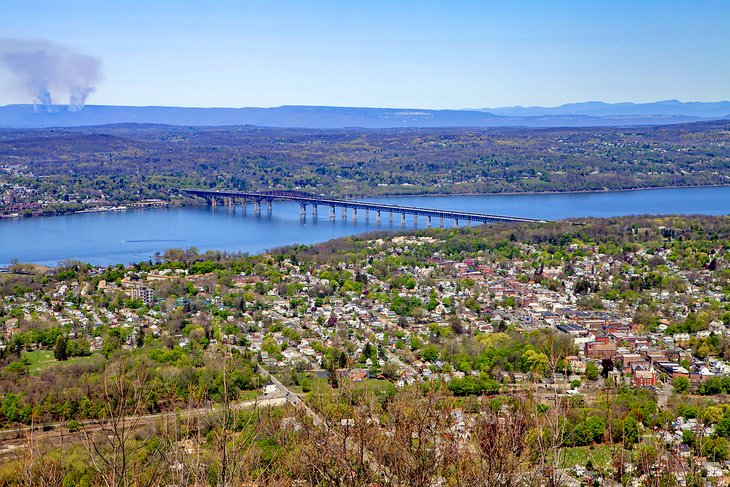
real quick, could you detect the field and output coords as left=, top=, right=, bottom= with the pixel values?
left=559, top=445, right=614, bottom=470
left=279, top=371, right=396, bottom=397
left=21, top=350, right=103, bottom=375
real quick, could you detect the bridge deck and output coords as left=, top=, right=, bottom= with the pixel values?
left=182, top=189, right=546, bottom=224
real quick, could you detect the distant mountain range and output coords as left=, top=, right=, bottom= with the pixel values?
left=479, top=99, right=730, bottom=118
left=1, top=100, right=728, bottom=129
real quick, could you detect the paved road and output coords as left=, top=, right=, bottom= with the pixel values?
left=258, top=364, right=392, bottom=482
left=657, top=381, right=673, bottom=409
left=384, top=348, right=417, bottom=377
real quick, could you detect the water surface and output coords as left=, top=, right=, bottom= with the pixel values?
left=1, top=186, right=728, bottom=267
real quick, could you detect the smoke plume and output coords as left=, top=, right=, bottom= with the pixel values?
left=0, top=38, right=102, bottom=111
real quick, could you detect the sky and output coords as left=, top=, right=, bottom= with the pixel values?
left=0, top=0, right=728, bottom=109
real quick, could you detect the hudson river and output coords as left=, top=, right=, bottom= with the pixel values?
left=1, top=186, right=729, bottom=267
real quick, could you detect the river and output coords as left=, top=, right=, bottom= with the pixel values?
left=1, top=186, right=729, bottom=267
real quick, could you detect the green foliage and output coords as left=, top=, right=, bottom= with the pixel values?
left=419, top=344, right=440, bottom=363
left=672, top=376, right=690, bottom=394
left=570, top=416, right=606, bottom=446
left=585, top=361, right=600, bottom=381
left=53, top=335, right=69, bottom=361
left=447, top=374, right=500, bottom=396
left=699, top=376, right=730, bottom=395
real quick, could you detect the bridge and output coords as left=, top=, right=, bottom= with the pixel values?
left=182, top=189, right=546, bottom=227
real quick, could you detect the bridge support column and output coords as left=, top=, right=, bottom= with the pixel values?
left=467, top=219, right=471, bottom=227
left=426, top=216, right=431, bottom=228
left=267, top=200, right=272, bottom=213
left=312, top=204, right=318, bottom=217
left=241, top=201, right=247, bottom=213
left=365, top=209, right=369, bottom=221
left=376, top=210, right=381, bottom=224
left=401, top=213, right=406, bottom=225
left=210, top=196, right=217, bottom=207
left=342, top=207, right=346, bottom=220
left=329, top=206, right=335, bottom=220
left=413, top=214, right=418, bottom=225
left=352, top=208, right=357, bottom=221
left=299, top=203, right=306, bottom=218
left=454, top=219, right=459, bottom=228
left=440, top=216, right=444, bottom=228
left=389, top=211, right=393, bottom=223
left=254, top=200, right=260, bottom=212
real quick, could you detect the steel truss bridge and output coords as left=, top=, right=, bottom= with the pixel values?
left=182, top=189, right=546, bottom=226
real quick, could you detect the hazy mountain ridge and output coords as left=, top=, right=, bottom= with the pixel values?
left=0, top=102, right=727, bottom=129
left=482, top=99, right=730, bottom=118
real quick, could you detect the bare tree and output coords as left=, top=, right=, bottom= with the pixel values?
left=16, top=426, right=66, bottom=487
left=80, top=360, right=163, bottom=487
left=462, top=400, right=533, bottom=486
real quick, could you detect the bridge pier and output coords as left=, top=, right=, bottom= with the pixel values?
left=299, top=203, right=306, bottom=218
left=183, top=190, right=544, bottom=226
left=329, top=206, right=335, bottom=220
left=426, top=216, right=432, bottom=228
left=267, top=200, right=272, bottom=213
left=376, top=210, right=381, bottom=224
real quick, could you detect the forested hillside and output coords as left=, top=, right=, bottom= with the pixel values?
left=1, top=121, right=729, bottom=216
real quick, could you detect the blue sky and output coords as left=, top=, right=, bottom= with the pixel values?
left=1, top=0, right=728, bottom=108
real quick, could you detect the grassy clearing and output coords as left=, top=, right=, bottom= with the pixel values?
left=559, top=445, right=614, bottom=470
left=238, top=389, right=262, bottom=401
left=363, top=379, right=396, bottom=396
left=276, top=371, right=395, bottom=397
left=22, top=350, right=103, bottom=375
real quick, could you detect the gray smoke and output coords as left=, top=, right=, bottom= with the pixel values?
left=0, top=38, right=101, bottom=111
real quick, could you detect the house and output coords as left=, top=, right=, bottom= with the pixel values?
left=585, top=341, right=616, bottom=360
left=633, top=368, right=657, bottom=388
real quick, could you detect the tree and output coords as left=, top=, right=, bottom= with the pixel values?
left=53, top=335, right=68, bottom=361
left=417, top=344, right=439, bottom=363
left=672, top=376, right=690, bottom=394
left=585, top=361, right=599, bottom=381
left=81, top=361, right=161, bottom=487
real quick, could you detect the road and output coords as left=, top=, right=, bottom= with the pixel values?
left=258, top=364, right=392, bottom=483
left=657, top=381, right=673, bottom=409
left=384, top=348, right=417, bottom=377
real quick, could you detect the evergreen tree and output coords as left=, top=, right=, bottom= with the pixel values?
left=54, top=335, right=68, bottom=361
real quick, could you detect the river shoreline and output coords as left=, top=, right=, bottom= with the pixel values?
left=3, top=183, right=730, bottom=220
left=361, top=183, right=730, bottom=199
left=2, top=185, right=729, bottom=268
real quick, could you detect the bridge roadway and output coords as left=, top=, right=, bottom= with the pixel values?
left=182, top=188, right=546, bottom=225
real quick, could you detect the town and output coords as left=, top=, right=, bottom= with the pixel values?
left=1, top=215, right=729, bottom=484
